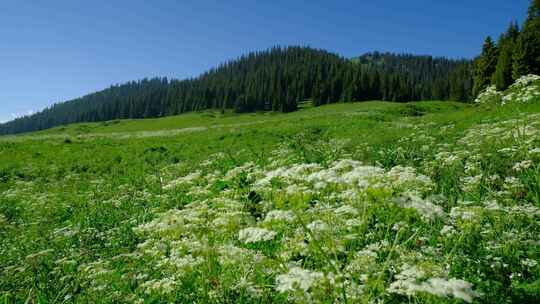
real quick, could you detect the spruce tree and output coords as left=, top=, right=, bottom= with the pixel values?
left=513, top=0, right=540, bottom=78
left=493, top=22, right=519, bottom=90
left=473, top=37, right=498, bottom=96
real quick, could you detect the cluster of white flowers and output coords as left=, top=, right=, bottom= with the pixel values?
left=512, top=160, right=533, bottom=171
left=503, top=87, right=540, bottom=104
left=477, top=74, right=540, bottom=105
left=422, top=278, right=480, bottom=303
left=440, top=225, right=455, bottom=236
left=140, top=277, right=177, bottom=295
left=435, top=151, right=460, bottom=166
left=253, top=159, right=434, bottom=209
left=474, top=85, right=502, bottom=104
left=163, top=171, right=201, bottom=189
left=394, top=191, right=444, bottom=220
left=460, top=174, right=483, bottom=192
left=306, top=220, right=330, bottom=234
left=388, top=264, right=479, bottom=303
left=238, top=227, right=277, bottom=243
left=521, top=258, right=538, bottom=268
left=510, top=74, right=540, bottom=88
left=450, top=206, right=478, bottom=221
left=387, top=264, right=426, bottom=296
left=503, top=176, right=524, bottom=190
left=276, top=267, right=324, bottom=292
left=264, top=210, right=296, bottom=223
left=134, top=208, right=201, bottom=235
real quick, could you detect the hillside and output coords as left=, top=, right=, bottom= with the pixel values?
left=1, top=79, right=540, bottom=303
left=0, top=47, right=472, bottom=136
left=0, top=101, right=467, bottom=140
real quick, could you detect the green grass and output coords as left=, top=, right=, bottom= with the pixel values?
left=9, top=101, right=464, bottom=137
left=0, top=100, right=539, bottom=303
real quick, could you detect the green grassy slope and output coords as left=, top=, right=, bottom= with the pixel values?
left=0, top=99, right=539, bottom=303
left=3, top=101, right=465, bottom=137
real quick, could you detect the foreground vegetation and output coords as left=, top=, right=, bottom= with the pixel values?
left=1, top=75, right=540, bottom=303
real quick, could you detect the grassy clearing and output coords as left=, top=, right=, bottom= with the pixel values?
left=5, top=101, right=464, bottom=137
left=0, top=99, right=539, bottom=303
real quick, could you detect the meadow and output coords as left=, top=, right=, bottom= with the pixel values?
left=1, top=78, right=539, bottom=303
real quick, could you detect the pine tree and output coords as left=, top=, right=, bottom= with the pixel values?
left=473, top=37, right=498, bottom=96
left=513, top=0, right=540, bottom=78
left=493, top=22, right=520, bottom=90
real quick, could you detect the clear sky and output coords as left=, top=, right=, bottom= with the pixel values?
left=0, top=0, right=530, bottom=123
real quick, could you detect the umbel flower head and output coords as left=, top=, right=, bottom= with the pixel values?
left=276, top=267, right=324, bottom=292
left=238, top=227, right=277, bottom=243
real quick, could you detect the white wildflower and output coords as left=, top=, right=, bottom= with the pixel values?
left=164, top=171, right=201, bottom=189
left=450, top=207, right=477, bottom=221
left=440, top=225, right=455, bottom=236
left=504, top=176, right=523, bottom=190
left=513, top=160, right=533, bottom=172
left=424, top=277, right=480, bottom=303
left=276, top=267, right=324, bottom=292
left=394, top=192, right=444, bottom=220
left=510, top=74, right=540, bottom=88
left=345, top=218, right=363, bottom=228
left=474, top=85, right=502, bottom=104
left=435, top=152, right=460, bottom=165
left=307, top=220, right=329, bottom=234
left=264, top=210, right=296, bottom=223
left=140, top=277, right=177, bottom=295
left=388, top=264, right=479, bottom=303
left=460, top=175, right=482, bottom=192
left=238, top=227, right=277, bottom=243
left=521, top=258, right=538, bottom=268
left=392, top=221, right=407, bottom=231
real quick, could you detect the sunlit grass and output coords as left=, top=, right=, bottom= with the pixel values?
left=0, top=97, right=539, bottom=303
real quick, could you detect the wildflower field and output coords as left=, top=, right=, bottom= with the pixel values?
left=1, top=78, right=540, bottom=303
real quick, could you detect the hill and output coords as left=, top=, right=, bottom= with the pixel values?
left=0, top=101, right=468, bottom=141
left=1, top=89, right=540, bottom=302
left=0, top=47, right=472, bottom=136
left=2, top=0, right=540, bottom=137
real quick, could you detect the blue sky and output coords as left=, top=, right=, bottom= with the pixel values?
left=0, top=0, right=530, bottom=123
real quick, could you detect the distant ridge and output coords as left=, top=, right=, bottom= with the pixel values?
left=0, top=46, right=472, bottom=135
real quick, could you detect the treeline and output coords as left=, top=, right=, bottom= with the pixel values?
left=473, top=0, right=540, bottom=94
left=0, top=47, right=472, bottom=135
left=348, top=53, right=472, bottom=103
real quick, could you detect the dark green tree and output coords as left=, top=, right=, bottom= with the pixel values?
left=473, top=37, right=498, bottom=96
left=513, top=0, right=540, bottom=78
left=493, top=22, right=520, bottom=90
